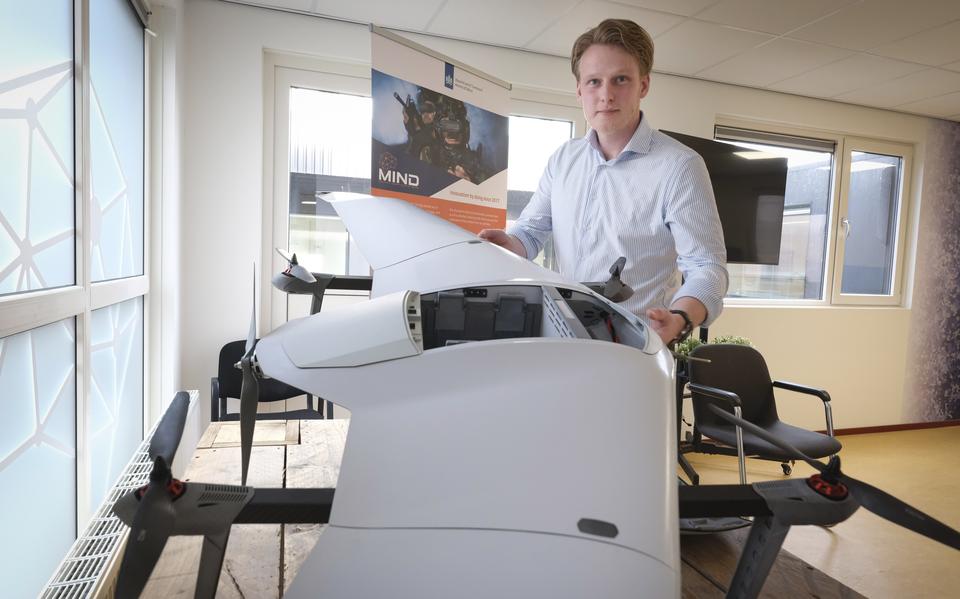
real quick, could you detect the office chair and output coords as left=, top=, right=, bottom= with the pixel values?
left=210, top=339, right=333, bottom=421
left=684, top=343, right=841, bottom=484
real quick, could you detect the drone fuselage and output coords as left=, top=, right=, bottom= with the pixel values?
left=256, top=279, right=679, bottom=598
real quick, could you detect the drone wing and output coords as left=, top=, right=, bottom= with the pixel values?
left=323, top=192, right=576, bottom=296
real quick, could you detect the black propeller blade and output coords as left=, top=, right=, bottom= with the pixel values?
left=149, top=391, right=190, bottom=465
left=239, top=264, right=259, bottom=486
left=707, top=404, right=960, bottom=551
left=115, top=393, right=191, bottom=598
left=116, top=463, right=176, bottom=598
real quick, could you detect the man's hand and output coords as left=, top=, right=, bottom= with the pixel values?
left=645, top=308, right=685, bottom=345
left=478, top=229, right=527, bottom=258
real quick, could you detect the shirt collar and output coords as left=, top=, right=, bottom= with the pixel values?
left=585, top=112, right=654, bottom=160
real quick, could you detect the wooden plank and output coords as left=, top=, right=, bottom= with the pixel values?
left=196, top=421, right=221, bottom=449
left=283, top=419, right=350, bottom=594
left=286, top=419, right=300, bottom=444
left=212, top=420, right=294, bottom=447
left=680, top=560, right=725, bottom=598
left=680, top=527, right=865, bottom=598
left=140, top=445, right=286, bottom=598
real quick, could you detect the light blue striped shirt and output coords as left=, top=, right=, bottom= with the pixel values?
left=507, top=115, right=728, bottom=325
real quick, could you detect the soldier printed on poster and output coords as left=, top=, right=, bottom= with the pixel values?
left=373, top=70, right=507, bottom=187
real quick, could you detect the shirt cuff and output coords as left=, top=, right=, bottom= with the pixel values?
left=673, top=277, right=726, bottom=327
left=505, top=224, right=540, bottom=261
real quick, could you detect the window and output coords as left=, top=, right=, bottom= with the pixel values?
left=287, top=86, right=372, bottom=278
left=0, top=1, right=147, bottom=595
left=715, top=125, right=911, bottom=305
left=832, top=139, right=911, bottom=305
left=507, top=115, right=575, bottom=270
left=0, top=319, right=77, bottom=599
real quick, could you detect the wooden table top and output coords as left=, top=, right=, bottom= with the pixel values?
left=139, top=419, right=860, bottom=598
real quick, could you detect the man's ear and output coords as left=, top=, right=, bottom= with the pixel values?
left=638, top=74, right=651, bottom=99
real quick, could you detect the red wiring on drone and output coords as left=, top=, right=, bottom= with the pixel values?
left=605, top=316, right=620, bottom=343
left=807, top=474, right=848, bottom=500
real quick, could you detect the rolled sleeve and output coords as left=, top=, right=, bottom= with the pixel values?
left=666, top=154, right=729, bottom=326
left=506, top=222, right=547, bottom=262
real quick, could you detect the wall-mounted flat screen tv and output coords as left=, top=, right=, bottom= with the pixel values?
left=662, top=130, right=788, bottom=265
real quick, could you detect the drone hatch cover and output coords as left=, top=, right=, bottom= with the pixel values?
left=324, top=192, right=575, bottom=297
left=325, top=192, right=477, bottom=269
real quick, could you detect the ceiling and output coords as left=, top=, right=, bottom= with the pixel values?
left=224, top=0, right=960, bottom=122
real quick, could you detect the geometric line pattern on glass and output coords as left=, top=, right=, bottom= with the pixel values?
left=89, top=0, right=144, bottom=282
left=88, top=296, right=143, bottom=513
left=89, top=81, right=134, bottom=281
left=0, top=318, right=77, bottom=599
left=0, top=61, right=75, bottom=296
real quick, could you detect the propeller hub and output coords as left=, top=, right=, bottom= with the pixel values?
left=807, top=473, right=849, bottom=500
left=135, top=478, right=187, bottom=501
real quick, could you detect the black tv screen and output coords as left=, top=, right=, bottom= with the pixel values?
left=662, top=130, right=787, bottom=265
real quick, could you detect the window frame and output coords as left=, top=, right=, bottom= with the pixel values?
left=831, top=136, right=913, bottom=306
left=714, top=116, right=914, bottom=308
left=0, top=0, right=150, bottom=531
left=263, top=54, right=372, bottom=331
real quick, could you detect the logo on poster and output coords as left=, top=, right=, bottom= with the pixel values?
left=378, top=168, right=420, bottom=187
left=444, top=62, right=454, bottom=89
left=378, top=151, right=419, bottom=187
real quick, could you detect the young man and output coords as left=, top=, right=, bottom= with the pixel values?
left=479, top=18, right=727, bottom=346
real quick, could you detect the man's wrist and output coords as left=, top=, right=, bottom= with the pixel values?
left=668, top=309, right=693, bottom=346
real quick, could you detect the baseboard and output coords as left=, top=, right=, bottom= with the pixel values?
left=828, top=419, right=960, bottom=436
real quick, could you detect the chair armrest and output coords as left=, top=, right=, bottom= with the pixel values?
left=773, top=380, right=831, bottom=403
left=210, top=377, right=221, bottom=422
left=774, top=380, right=836, bottom=438
left=687, top=382, right=742, bottom=407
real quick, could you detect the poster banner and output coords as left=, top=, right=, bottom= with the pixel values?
left=370, top=28, right=510, bottom=233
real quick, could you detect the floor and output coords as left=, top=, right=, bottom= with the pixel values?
left=681, top=426, right=960, bottom=599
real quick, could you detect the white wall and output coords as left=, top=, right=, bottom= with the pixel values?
left=149, top=0, right=185, bottom=425
left=177, top=0, right=933, bottom=430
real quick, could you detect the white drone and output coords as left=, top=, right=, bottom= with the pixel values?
left=113, top=192, right=960, bottom=599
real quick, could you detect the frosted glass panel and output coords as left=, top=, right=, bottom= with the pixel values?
left=88, top=296, right=144, bottom=512
left=0, top=319, right=77, bottom=598
left=0, top=2, right=75, bottom=295
left=90, top=0, right=144, bottom=281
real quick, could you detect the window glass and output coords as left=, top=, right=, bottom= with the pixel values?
left=288, top=87, right=371, bottom=276
left=88, top=296, right=143, bottom=512
left=840, top=152, right=902, bottom=295
left=506, top=115, right=573, bottom=270
left=0, top=1, right=75, bottom=295
left=0, top=319, right=76, bottom=598
left=90, top=0, right=144, bottom=281
left=715, top=136, right=834, bottom=300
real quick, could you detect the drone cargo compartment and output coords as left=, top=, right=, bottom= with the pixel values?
left=420, top=286, right=542, bottom=349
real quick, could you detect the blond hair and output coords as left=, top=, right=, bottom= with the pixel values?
left=571, top=19, right=654, bottom=80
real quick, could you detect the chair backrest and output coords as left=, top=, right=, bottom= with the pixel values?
left=688, top=344, right=779, bottom=426
left=216, top=339, right=306, bottom=403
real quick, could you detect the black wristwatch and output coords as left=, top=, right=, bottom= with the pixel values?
left=668, top=309, right=694, bottom=346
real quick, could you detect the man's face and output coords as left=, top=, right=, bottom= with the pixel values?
left=576, top=44, right=650, bottom=139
